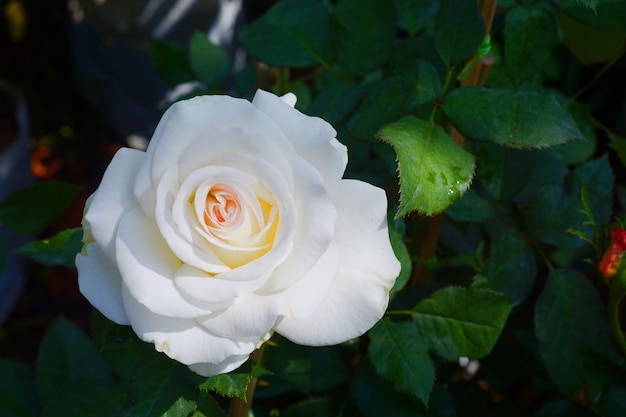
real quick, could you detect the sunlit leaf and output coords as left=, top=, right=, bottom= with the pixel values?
left=412, top=287, right=513, bottom=360
left=369, top=319, right=435, bottom=405
left=377, top=116, right=475, bottom=217
left=443, top=87, right=585, bottom=148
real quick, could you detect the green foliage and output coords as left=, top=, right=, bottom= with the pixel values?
left=5, top=0, right=626, bottom=415
left=504, top=3, right=560, bottom=83
left=443, top=87, right=585, bottom=148
left=0, top=182, right=79, bottom=235
left=434, top=0, right=484, bottom=66
left=238, top=0, right=331, bottom=68
left=188, top=31, right=230, bottom=88
left=535, top=270, right=621, bottom=411
left=412, top=287, right=514, bottom=360
left=377, top=116, right=475, bottom=216
left=369, top=318, right=435, bottom=405
left=331, top=0, right=395, bottom=78
left=0, top=360, right=39, bottom=417
left=16, top=228, right=82, bottom=268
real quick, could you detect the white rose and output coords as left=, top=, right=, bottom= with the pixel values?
left=75, top=89, right=400, bottom=376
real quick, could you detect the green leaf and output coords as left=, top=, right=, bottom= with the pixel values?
left=395, top=0, right=439, bottom=36
left=434, top=0, right=485, bottom=66
left=369, top=319, right=435, bottom=406
left=15, top=228, right=82, bottom=268
left=478, top=229, right=537, bottom=304
left=36, top=317, right=112, bottom=403
left=610, top=133, right=626, bottom=168
left=279, top=397, right=332, bottom=417
left=443, top=87, right=585, bottom=148
left=0, top=181, right=79, bottom=235
left=412, top=287, right=514, bottom=360
left=352, top=364, right=456, bottom=417
left=559, top=12, right=626, bottom=66
left=41, top=380, right=127, bottom=417
left=348, top=74, right=419, bottom=140
left=504, top=4, right=560, bottom=83
left=307, top=83, right=362, bottom=126
left=535, top=269, right=618, bottom=399
left=188, top=31, right=230, bottom=87
left=0, top=360, right=39, bottom=417
left=196, top=363, right=269, bottom=400
left=330, top=0, right=395, bottom=77
left=445, top=188, right=494, bottom=223
left=554, top=0, right=626, bottom=31
left=123, top=353, right=200, bottom=417
left=524, top=156, right=614, bottom=248
left=146, top=41, right=195, bottom=87
left=389, top=219, right=411, bottom=300
left=194, top=392, right=227, bottom=417
left=237, top=0, right=331, bottom=67
left=377, top=116, right=475, bottom=217
left=415, top=60, right=441, bottom=105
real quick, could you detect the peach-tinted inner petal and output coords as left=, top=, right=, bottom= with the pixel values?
left=204, top=184, right=243, bottom=229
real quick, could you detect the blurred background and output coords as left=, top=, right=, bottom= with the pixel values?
left=0, top=0, right=273, bottom=364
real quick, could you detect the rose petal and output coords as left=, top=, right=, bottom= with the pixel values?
left=198, top=244, right=339, bottom=339
left=174, top=263, right=271, bottom=304
left=85, top=148, right=144, bottom=261
left=115, top=207, right=221, bottom=318
left=176, top=126, right=293, bottom=187
left=259, top=152, right=336, bottom=292
left=155, top=165, right=230, bottom=274
left=134, top=95, right=293, bottom=216
left=122, top=286, right=258, bottom=366
left=274, top=180, right=400, bottom=345
left=76, top=243, right=129, bottom=325
left=252, top=89, right=348, bottom=193
left=188, top=355, right=251, bottom=377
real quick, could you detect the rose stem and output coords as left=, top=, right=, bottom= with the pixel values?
left=227, top=345, right=266, bottom=417
left=410, top=0, right=497, bottom=283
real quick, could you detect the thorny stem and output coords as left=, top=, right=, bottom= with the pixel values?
left=227, top=345, right=266, bottom=417
left=410, top=0, right=498, bottom=284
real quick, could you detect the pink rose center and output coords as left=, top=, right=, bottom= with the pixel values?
left=204, top=184, right=243, bottom=229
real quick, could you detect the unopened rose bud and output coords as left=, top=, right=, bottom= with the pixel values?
left=598, top=229, right=626, bottom=279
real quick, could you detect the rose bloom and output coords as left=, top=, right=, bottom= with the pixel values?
left=76, top=90, right=400, bottom=376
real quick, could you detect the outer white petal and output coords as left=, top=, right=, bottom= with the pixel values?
left=84, top=148, right=145, bottom=261
left=259, top=152, right=336, bottom=292
left=115, top=207, right=217, bottom=318
left=198, top=244, right=339, bottom=339
left=188, top=355, right=251, bottom=377
left=134, top=95, right=294, bottom=216
left=76, top=243, right=129, bottom=325
left=274, top=180, right=400, bottom=345
left=122, top=286, right=258, bottom=366
left=252, top=89, right=348, bottom=193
